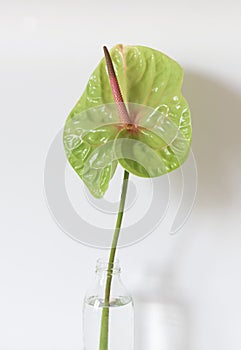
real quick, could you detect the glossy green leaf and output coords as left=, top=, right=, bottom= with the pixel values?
left=63, top=45, right=192, bottom=197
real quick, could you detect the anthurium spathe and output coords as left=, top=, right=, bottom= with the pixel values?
left=63, top=45, right=191, bottom=198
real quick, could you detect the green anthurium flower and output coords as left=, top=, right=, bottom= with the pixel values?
left=63, top=44, right=191, bottom=198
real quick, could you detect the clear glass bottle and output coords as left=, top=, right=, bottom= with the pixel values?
left=83, top=258, right=134, bottom=350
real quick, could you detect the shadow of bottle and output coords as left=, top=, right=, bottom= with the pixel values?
left=134, top=266, right=191, bottom=350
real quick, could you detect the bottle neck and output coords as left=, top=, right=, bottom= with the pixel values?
left=95, top=258, right=121, bottom=277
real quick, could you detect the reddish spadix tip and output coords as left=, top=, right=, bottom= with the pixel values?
left=103, top=46, right=131, bottom=124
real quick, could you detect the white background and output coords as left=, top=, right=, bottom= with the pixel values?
left=1, top=0, right=241, bottom=349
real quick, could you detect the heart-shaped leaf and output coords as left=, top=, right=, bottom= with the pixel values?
left=63, top=45, right=191, bottom=198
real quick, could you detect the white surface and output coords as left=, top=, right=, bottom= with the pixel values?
left=1, top=0, right=241, bottom=349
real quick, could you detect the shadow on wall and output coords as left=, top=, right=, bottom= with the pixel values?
left=134, top=72, right=241, bottom=350
left=183, top=71, right=241, bottom=208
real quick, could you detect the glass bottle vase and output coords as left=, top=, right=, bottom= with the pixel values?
left=83, top=258, right=134, bottom=350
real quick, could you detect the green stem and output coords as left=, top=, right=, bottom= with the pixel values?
left=99, top=170, right=130, bottom=350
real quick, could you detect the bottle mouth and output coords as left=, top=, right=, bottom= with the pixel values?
left=96, top=258, right=121, bottom=274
